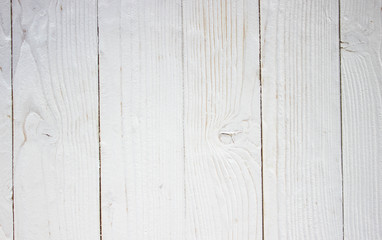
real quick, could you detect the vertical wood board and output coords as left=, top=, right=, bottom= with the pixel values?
left=12, top=0, right=99, bottom=239
left=261, top=0, right=343, bottom=239
left=341, top=0, right=382, bottom=238
left=183, top=0, right=262, bottom=239
left=99, top=0, right=184, bottom=239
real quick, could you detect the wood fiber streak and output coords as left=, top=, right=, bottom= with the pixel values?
left=183, top=0, right=262, bottom=239
left=12, top=0, right=99, bottom=239
left=99, top=0, right=184, bottom=239
left=0, top=0, right=12, bottom=239
left=341, top=0, right=382, bottom=239
left=261, top=0, right=343, bottom=239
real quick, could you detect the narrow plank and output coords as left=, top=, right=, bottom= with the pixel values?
left=261, top=0, right=343, bottom=239
left=99, top=0, right=184, bottom=239
left=12, top=0, right=99, bottom=239
left=0, top=0, right=12, bottom=239
left=182, top=0, right=262, bottom=239
left=341, top=0, right=382, bottom=239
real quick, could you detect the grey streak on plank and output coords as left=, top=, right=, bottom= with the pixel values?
left=0, top=0, right=12, bottom=238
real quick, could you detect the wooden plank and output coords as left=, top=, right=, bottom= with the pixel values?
left=12, top=0, right=99, bottom=239
left=99, top=0, right=184, bottom=239
left=341, top=0, right=382, bottom=239
left=261, top=0, right=343, bottom=239
left=182, top=0, right=262, bottom=239
left=0, top=0, right=12, bottom=239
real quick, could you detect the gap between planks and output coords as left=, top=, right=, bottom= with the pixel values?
left=97, top=0, right=103, bottom=239
left=96, top=0, right=102, bottom=240
left=11, top=0, right=15, bottom=239
left=258, top=0, right=265, bottom=240
left=338, top=0, right=345, bottom=238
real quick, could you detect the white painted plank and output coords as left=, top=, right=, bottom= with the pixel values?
left=99, top=0, right=184, bottom=239
left=0, top=0, right=12, bottom=239
left=182, top=0, right=262, bottom=239
left=341, top=0, right=382, bottom=239
left=261, top=0, right=343, bottom=239
left=12, top=0, right=99, bottom=239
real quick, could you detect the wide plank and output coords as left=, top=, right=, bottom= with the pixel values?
left=12, top=0, right=99, bottom=239
left=261, top=0, right=343, bottom=239
left=183, top=0, right=262, bottom=239
left=0, top=0, right=12, bottom=239
left=341, top=0, right=382, bottom=239
left=99, top=0, right=184, bottom=239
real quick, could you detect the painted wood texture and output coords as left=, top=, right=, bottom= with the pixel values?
left=99, top=0, right=184, bottom=239
left=183, top=0, right=262, bottom=239
left=341, top=0, right=382, bottom=239
left=0, top=0, right=381, bottom=239
left=0, top=0, right=12, bottom=239
left=261, top=0, right=343, bottom=239
left=12, top=0, right=99, bottom=239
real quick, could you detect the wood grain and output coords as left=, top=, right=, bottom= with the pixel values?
left=1, top=1, right=380, bottom=239
left=261, top=0, right=343, bottom=239
left=0, top=0, right=12, bottom=239
left=99, top=0, right=184, bottom=239
left=12, top=0, right=99, bottom=239
left=341, top=0, right=382, bottom=239
left=182, top=0, right=262, bottom=239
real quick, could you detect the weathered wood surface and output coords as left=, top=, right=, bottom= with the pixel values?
left=99, top=0, right=184, bottom=239
left=0, top=0, right=380, bottom=239
left=0, top=0, right=12, bottom=239
left=12, top=0, right=99, bottom=239
left=261, top=0, right=343, bottom=239
left=183, top=0, right=262, bottom=239
left=341, top=0, right=382, bottom=239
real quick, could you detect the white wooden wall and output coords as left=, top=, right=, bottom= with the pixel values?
left=0, top=0, right=381, bottom=239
